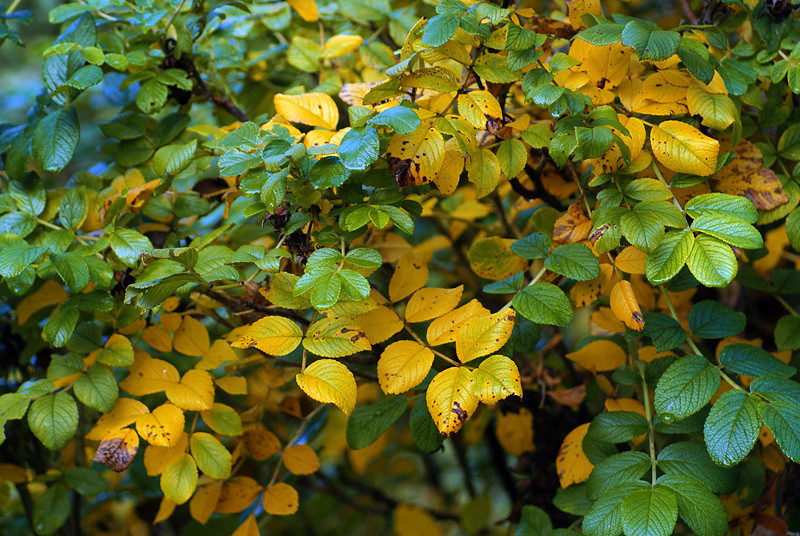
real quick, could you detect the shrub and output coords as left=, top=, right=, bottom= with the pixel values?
left=1, top=0, right=799, bottom=534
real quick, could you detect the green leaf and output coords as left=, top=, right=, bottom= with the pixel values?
left=577, top=23, right=624, bottom=46
left=677, top=38, right=714, bottom=84
left=43, top=306, right=79, bottom=347
left=642, top=312, right=686, bottom=351
left=497, top=138, right=527, bottom=179
left=32, top=484, right=70, bottom=536
left=645, top=229, right=694, bottom=285
left=512, top=283, right=574, bottom=327
left=310, top=272, right=341, bottom=309
left=10, top=173, right=46, bottom=216
left=153, top=140, right=197, bottom=176
left=190, top=432, right=233, bottom=479
left=339, top=269, right=370, bottom=301
left=422, top=14, right=459, bottom=47
left=575, top=126, right=614, bottom=159
left=410, top=395, right=444, bottom=453
left=0, top=244, right=47, bottom=278
left=587, top=451, right=650, bottom=500
left=620, top=207, right=664, bottom=254
left=685, top=193, right=758, bottom=224
left=59, top=188, right=88, bottom=230
left=201, top=403, right=242, bottom=436
left=100, top=111, right=146, bottom=140
left=623, top=178, right=672, bottom=202
left=345, top=248, right=382, bottom=268
left=654, top=355, right=719, bottom=421
left=690, top=214, right=763, bottom=249
left=521, top=123, right=552, bottom=149
left=367, top=106, right=420, bottom=134
left=511, top=233, right=551, bottom=260
left=553, top=484, right=592, bottom=516
left=97, top=335, right=134, bottom=367
left=64, top=467, right=108, bottom=496
left=778, top=123, right=800, bottom=160
left=621, top=21, right=680, bottom=61
left=688, top=300, right=746, bottom=338
left=52, top=252, right=89, bottom=293
left=514, top=505, right=552, bottom=536
left=703, top=390, right=763, bottom=466
left=760, top=401, right=800, bottom=463
left=657, top=441, right=737, bottom=495
left=686, top=234, right=738, bottom=287
left=74, top=364, right=118, bottom=413
left=63, top=64, right=103, bottom=89
left=27, top=392, right=78, bottom=450
left=160, top=453, right=198, bottom=505
left=339, top=127, right=379, bottom=171
left=309, top=157, right=349, bottom=190
left=774, top=314, right=800, bottom=351
left=136, top=79, right=168, bottom=114
left=544, top=243, right=600, bottom=281
left=346, top=395, right=407, bottom=449
left=583, top=481, right=648, bottom=536
left=587, top=411, right=649, bottom=444
left=473, top=53, right=520, bottom=83
left=110, top=228, right=154, bottom=267
left=658, top=475, right=728, bottom=536
left=33, top=107, right=80, bottom=173
left=620, top=485, right=678, bottom=536
left=719, top=343, right=796, bottom=379
left=506, top=23, right=546, bottom=50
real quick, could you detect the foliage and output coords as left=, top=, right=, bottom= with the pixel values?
left=1, top=0, right=800, bottom=535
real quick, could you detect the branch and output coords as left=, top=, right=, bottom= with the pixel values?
left=203, top=288, right=310, bottom=326
left=189, top=67, right=250, bottom=122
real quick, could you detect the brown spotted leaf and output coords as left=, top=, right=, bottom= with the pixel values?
left=426, top=367, right=478, bottom=437
left=386, top=124, right=445, bottom=187
left=92, top=428, right=140, bottom=472
left=553, top=198, right=592, bottom=244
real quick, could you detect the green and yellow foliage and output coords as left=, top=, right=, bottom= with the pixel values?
left=1, top=0, right=800, bottom=534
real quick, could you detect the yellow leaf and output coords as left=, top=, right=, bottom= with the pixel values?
left=553, top=198, right=592, bottom=244
left=711, top=142, right=789, bottom=210
left=216, top=376, right=247, bottom=395
left=556, top=423, right=594, bottom=487
left=296, top=359, right=357, bottom=416
left=591, top=306, right=626, bottom=334
left=394, top=504, right=442, bottom=536
left=215, top=476, right=263, bottom=514
left=282, top=444, right=319, bottom=475
left=91, top=428, right=139, bottom=472
left=154, top=498, right=176, bottom=524
left=495, top=408, right=534, bottom=456
left=274, top=93, right=339, bottom=130
left=303, top=317, right=371, bottom=357
left=338, top=82, right=381, bottom=107
left=614, top=246, right=647, bottom=274
left=610, top=280, right=645, bottom=331
left=377, top=341, right=435, bottom=395
left=405, top=286, right=463, bottom=323
left=16, top=280, right=68, bottom=325
left=471, top=355, right=522, bottom=404
left=136, top=403, right=185, bottom=447
left=650, top=120, right=719, bottom=176
left=433, top=150, right=464, bottom=196
left=166, top=369, right=215, bottom=411
left=160, top=453, right=198, bottom=505
left=189, top=479, right=223, bottom=524
left=160, top=312, right=182, bottom=331
left=0, top=464, right=29, bottom=484
left=142, top=325, right=172, bottom=353
left=144, top=437, right=184, bottom=477
left=243, top=425, right=282, bottom=461
left=426, top=367, right=479, bottom=437
left=386, top=124, right=445, bottom=187
left=389, top=253, right=429, bottom=302
left=426, top=299, right=489, bottom=346
left=466, top=148, right=500, bottom=198
left=641, top=71, right=690, bottom=103
left=370, top=231, right=412, bottom=264
left=263, top=483, right=300, bottom=516
left=286, top=0, right=318, bottom=21
left=196, top=339, right=237, bottom=370
left=321, top=34, right=363, bottom=59
left=322, top=294, right=377, bottom=318
left=638, top=346, right=677, bottom=363
left=457, top=90, right=503, bottom=130
left=232, top=316, right=303, bottom=356
left=120, top=350, right=180, bottom=396
left=455, top=309, right=516, bottom=364
left=565, top=339, right=627, bottom=372
left=467, top=237, right=529, bottom=280
left=566, top=0, right=602, bottom=29
left=173, top=316, right=210, bottom=356
left=355, top=306, right=404, bottom=345
left=87, top=397, right=150, bottom=440
left=686, top=81, right=737, bottom=130
left=260, top=272, right=312, bottom=309
left=570, top=39, right=631, bottom=90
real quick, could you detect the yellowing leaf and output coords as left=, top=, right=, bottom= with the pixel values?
left=686, top=81, right=737, bottom=130
left=215, top=376, right=247, bottom=395
left=274, top=93, right=339, bottom=130
left=215, top=476, right=263, bottom=514
left=303, top=317, right=371, bottom=357
left=16, top=280, right=68, bottom=325
left=610, top=280, right=645, bottom=332
left=282, top=444, right=320, bottom=475
left=160, top=312, right=182, bottom=331
left=296, top=359, right=357, bottom=416
left=650, top=120, right=719, bottom=176
left=154, top=498, right=176, bottom=524
left=426, top=367, right=479, bottom=437
left=553, top=198, right=592, bottom=244
left=142, top=325, right=172, bottom=353
left=389, top=253, right=429, bottom=302
left=565, top=339, right=627, bottom=372
left=91, top=428, right=139, bottom=472
left=567, top=0, right=602, bottom=29
left=405, top=286, right=463, bottom=323
left=394, top=504, right=442, bottom=536
left=455, top=309, right=516, bottom=364
left=468, top=237, right=529, bottom=280
left=243, top=425, right=282, bottom=461
left=166, top=369, right=215, bottom=411
left=433, top=149, right=464, bottom=195
left=231, top=514, right=260, bottom=536
left=377, top=341, right=435, bottom=395
left=466, top=148, right=500, bottom=198
left=263, top=483, right=300, bottom=516
left=321, top=34, right=362, bottom=59
left=614, top=246, right=647, bottom=274
left=120, top=350, right=179, bottom=396
left=232, top=316, right=303, bottom=356
left=189, top=479, right=222, bottom=524
left=97, top=334, right=135, bottom=366
left=173, top=316, right=210, bottom=357
left=386, top=124, right=445, bottom=187
left=426, top=299, right=490, bottom=346
left=87, top=397, right=150, bottom=440
left=471, top=355, right=522, bottom=404
left=495, top=408, right=534, bottom=456
left=355, top=306, right=404, bottom=345
left=160, top=453, right=198, bottom=505
left=711, top=142, right=789, bottom=210
left=457, top=90, right=502, bottom=130
left=556, top=423, right=594, bottom=487
left=287, top=0, right=318, bottom=21
left=136, top=402, right=185, bottom=447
